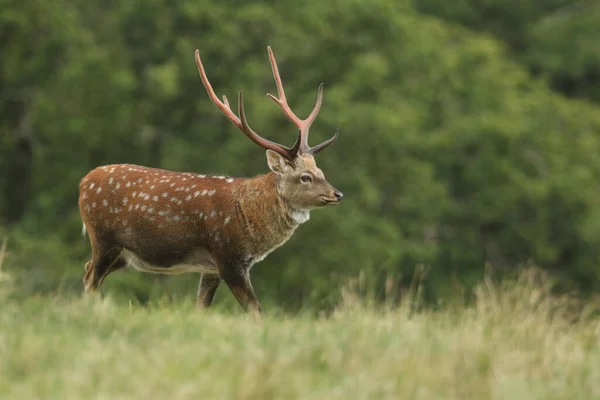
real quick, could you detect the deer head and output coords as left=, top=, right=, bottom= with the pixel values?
left=194, top=46, right=343, bottom=213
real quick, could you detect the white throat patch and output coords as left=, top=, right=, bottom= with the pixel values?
left=290, top=210, right=310, bottom=225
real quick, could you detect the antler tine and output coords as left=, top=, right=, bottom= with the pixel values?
left=305, top=83, right=324, bottom=128
left=195, top=50, right=242, bottom=131
left=195, top=49, right=298, bottom=160
left=266, top=46, right=302, bottom=127
left=306, top=128, right=340, bottom=155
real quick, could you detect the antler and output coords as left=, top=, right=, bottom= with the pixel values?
left=266, top=46, right=339, bottom=156
left=194, top=47, right=338, bottom=160
left=195, top=49, right=300, bottom=160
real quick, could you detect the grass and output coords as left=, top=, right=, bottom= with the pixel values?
left=0, top=269, right=599, bottom=399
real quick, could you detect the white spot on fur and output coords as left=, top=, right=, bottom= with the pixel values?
left=226, top=178, right=234, bottom=183
left=97, top=187, right=102, bottom=194
left=89, top=183, right=95, bottom=189
left=115, top=182, right=121, bottom=189
left=92, top=202, right=97, bottom=208
left=201, top=190, right=207, bottom=196
left=108, top=177, right=114, bottom=185
left=122, top=198, right=128, bottom=205
left=153, top=195, right=159, bottom=201
left=126, top=182, right=131, bottom=188
left=185, top=195, right=192, bottom=201
left=162, top=192, right=168, bottom=198
left=208, top=190, right=216, bottom=196
left=210, top=211, right=216, bottom=217
left=102, top=199, right=108, bottom=206
left=194, top=191, right=201, bottom=198
left=224, top=216, right=231, bottom=225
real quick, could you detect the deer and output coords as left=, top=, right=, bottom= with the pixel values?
left=78, top=46, right=343, bottom=317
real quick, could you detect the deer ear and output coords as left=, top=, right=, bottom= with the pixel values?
left=266, top=150, right=290, bottom=175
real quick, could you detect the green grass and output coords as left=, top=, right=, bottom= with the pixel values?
left=0, top=270, right=599, bottom=400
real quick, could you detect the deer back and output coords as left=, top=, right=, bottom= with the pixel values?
left=79, top=164, right=304, bottom=269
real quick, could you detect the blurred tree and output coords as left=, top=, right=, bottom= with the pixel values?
left=0, top=1, right=79, bottom=225
left=413, top=0, right=600, bottom=103
left=2, top=0, right=600, bottom=309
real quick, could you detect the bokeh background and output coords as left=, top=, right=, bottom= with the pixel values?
left=1, top=0, right=599, bottom=311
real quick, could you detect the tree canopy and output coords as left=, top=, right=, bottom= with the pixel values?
left=2, top=0, right=600, bottom=309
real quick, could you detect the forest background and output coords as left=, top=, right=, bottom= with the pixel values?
left=2, top=0, right=600, bottom=311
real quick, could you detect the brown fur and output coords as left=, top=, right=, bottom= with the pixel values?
left=79, top=155, right=341, bottom=316
left=79, top=46, right=342, bottom=317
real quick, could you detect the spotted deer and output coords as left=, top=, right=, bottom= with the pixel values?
left=78, top=46, right=342, bottom=316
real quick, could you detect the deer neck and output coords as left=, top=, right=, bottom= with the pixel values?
left=234, top=172, right=308, bottom=260
left=242, top=172, right=310, bottom=228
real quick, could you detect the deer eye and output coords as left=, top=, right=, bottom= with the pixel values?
left=300, top=174, right=312, bottom=183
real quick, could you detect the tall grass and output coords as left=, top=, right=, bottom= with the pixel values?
left=0, top=268, right=598, bottom=399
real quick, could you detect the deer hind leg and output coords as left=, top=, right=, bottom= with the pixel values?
left=219, top=265, right=263, bottom=318
left=96, top=257, right=127, bottom=288
left=197, top=273, right=221, bottom=309
left=83, top=244, right=122, bottom=293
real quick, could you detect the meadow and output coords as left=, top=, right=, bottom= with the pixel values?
left=1, top=258, right=598, bottom=400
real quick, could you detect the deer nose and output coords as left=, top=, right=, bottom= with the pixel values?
left=334, top=190, right=344, bottom=201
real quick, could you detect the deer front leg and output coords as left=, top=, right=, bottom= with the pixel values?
left=197, top=273, right=221, bottom=309
left=219, top=263, right=263, bottom=318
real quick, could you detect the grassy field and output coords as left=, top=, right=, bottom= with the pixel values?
left=0, top=269, right=599, bottom=400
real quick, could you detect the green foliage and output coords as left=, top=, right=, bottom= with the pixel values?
left=414, top=0, right=600, bottom=103
left=2, top=0, right=600, bottom=308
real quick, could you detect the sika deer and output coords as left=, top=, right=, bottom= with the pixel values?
left=78, top=46, right=342, bottom=316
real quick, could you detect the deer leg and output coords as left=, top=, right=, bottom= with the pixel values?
left=97, top=257, right=127, bottom=288
left=196, top=273, right=221, bottom=309
left=83, top=245, right=122, bottom=292
left=220, top=266, right=263, bottom=318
